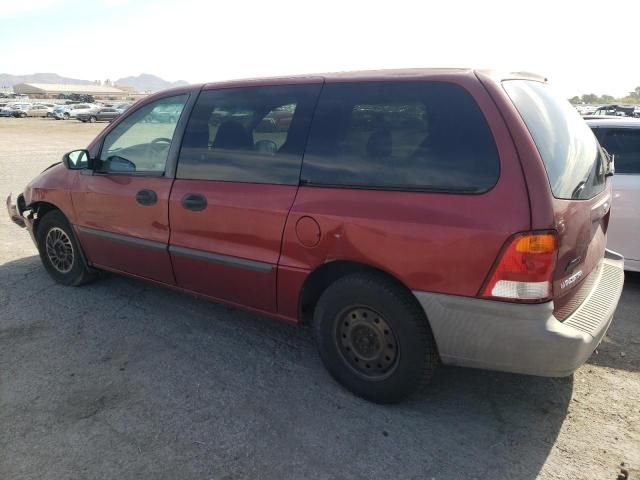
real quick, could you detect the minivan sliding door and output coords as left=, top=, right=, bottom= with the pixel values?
left=169, top=82, right=322, bottom=312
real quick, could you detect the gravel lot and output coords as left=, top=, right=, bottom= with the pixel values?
left=1, top=118, right=639, bottom=480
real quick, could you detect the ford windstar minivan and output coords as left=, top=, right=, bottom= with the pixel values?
left=7, top=69, right=625, bottom=403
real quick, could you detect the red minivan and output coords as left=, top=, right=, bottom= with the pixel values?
left=7, top=69, right=625, bottom=403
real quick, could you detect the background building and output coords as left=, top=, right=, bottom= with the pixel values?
left=12, top=83, right=126, bottom=99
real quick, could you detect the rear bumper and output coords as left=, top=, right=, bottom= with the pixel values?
left=413, top=249, right=625, bottom=377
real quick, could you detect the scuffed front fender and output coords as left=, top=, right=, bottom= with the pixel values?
left=22, top=163, right=78, bottom=224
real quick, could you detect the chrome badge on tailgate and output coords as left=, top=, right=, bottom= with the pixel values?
left=561, top=270, right=584, bottom=289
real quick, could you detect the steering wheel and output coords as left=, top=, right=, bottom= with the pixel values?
left=145, top=137, right=173, bottom=170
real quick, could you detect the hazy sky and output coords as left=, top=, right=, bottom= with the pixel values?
left=1, top=0, right=638, bottom=97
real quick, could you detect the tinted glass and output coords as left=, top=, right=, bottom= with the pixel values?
left=178, top=84, right=322, bottom=184
left=594, top=128, right=640, bottom=174
left=301, top=82, right=499, bottom=192
left=99, top=95, right=188, bottom=174
left=504, top=80, right=605, bottom=200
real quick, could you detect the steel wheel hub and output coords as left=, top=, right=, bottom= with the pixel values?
left=336, top=307, right=399, bottom=379
left=45, top=227, right=74, bottom=274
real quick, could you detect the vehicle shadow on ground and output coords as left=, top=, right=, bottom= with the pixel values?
left=1, top=255, right=573, bottom=479
left=587, top=271, right=640, bottom=373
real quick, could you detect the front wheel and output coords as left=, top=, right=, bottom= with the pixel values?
left=313, top=273, right=438, bottom=404
left=63, top=112, right=70, bottom=120
left=89, top=116, right=97, bottom=123
left=36, top=210, right=96, bottom=286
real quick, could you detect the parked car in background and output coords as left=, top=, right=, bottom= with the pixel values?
left=587, top=117, right=640, bottom=271
left=39, top=103, right=57, bottom=117
left=52, top=104, right=95, bottom=120
left=0, top=104, right=17, bottom=117
left=12, top=104, right=50, bottom=118
left=77, top=107, right=120, bottom=123
left=66, top=104, right=96, bottom=118
left=0, top=103, right=31, bottom=117
left=7, top=70, right=624, bottom=403
left=113, top=103, right=130, bottom=113
left=52, top=105, right=71, bottom=120
left=576, top=105, right=597, bottom=116
left=586, top=104, right=638, bottom=118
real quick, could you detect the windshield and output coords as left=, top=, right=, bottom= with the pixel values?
left=504, top=80, right=605, bottom=200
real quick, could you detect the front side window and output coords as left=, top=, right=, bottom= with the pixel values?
left=594, top=128, right=640, bottom=174
left=177, top=84, right=322, bottom=184
left=301, top=82, right=500, bottom=192
left=98, top=95, right=188, bottom=174
left=504, top=80, right=605, bottom=200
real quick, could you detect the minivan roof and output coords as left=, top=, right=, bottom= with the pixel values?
left=139, top=69, right=549, bottom=105
left=199, top=69, right=548, bottom=90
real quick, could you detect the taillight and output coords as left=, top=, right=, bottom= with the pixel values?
left=481, top=231, right=558, bottom=302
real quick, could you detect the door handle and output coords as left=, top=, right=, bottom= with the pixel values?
left=181, top=193, right=207, bottom=212
left=135, top=189, right=158, bottom=206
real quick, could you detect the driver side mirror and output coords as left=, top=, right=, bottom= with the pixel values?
left=62, top=149, right=92, bottom=170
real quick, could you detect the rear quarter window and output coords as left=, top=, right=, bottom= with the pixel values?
left=301, top=81, right=500, bottom=193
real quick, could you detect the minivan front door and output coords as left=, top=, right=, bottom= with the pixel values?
left=72, top=94, right=190, bottom=284
left=168, top=83, right=322, bottom=312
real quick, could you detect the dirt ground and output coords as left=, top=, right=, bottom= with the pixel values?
left=0, top=117, right=639, bottom=480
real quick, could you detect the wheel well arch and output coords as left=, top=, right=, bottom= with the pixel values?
left=298, top=260, right=419, bottom=324
left=30, top=201, right=64, bottom=237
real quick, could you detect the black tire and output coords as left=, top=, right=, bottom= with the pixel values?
left=89, top=116, right=97, bottom=123
left=36, top=210, right=96, bottom=286
left=63, top=112, right=70, bottom=120
left=314, top=273, right=438, bottom=404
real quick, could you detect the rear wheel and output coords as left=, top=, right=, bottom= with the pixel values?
left=36, top=210, right=96, bottom=286
left=313, top=272, right=438, bottom=403
left=63, top=112, right=70, bottom=120
left=89, top=116, right=97, bottom=123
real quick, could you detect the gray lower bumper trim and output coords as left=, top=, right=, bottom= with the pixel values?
left=413, top=249, right=625, bottom=377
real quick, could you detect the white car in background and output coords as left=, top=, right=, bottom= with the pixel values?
left=587, top=118, right=640, bottom=271
left=52, top=104, right=96, bottom=120
left=66, top=104, right=97, bottom=118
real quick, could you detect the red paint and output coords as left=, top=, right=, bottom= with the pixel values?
left=23, top=164, right=77, bottom=220
left=168, top=180, right=298, bottom=312
left=477, top=70, right=612, bottom=312
left=71, top=174, right=175, bottom=284
left=295, top=216, right=321, bottom=247
left=17, top=69, right=608, bottom=326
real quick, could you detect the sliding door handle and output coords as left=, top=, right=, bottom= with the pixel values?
left=181, top=193, right=207, bottom=212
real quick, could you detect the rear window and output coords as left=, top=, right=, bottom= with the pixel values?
left=301, top=81, right=500, bottom=192
left=504, top=80, right=605, bottom=200
left=592, top=128, right=640, bottom=174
